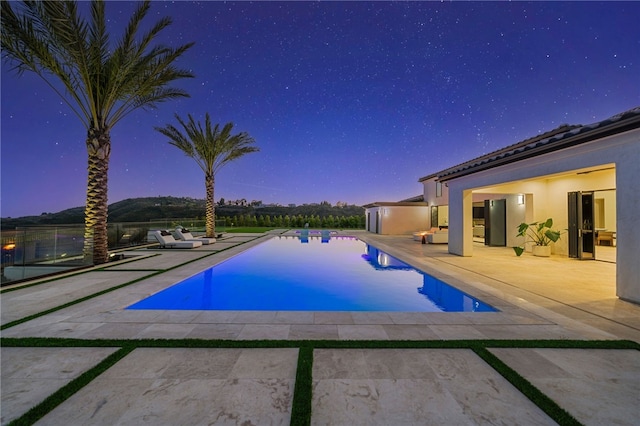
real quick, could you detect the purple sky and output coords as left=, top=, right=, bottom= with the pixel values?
left=2, top=1, right=639, bottom=218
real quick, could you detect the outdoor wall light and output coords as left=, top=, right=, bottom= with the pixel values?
left=517, top=194, right=525, bottom=205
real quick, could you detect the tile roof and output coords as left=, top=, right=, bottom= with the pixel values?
left=399, top=194, right=424, bottom=202
left=363, top=201, right=428, bottom=208
left=419, top=106, right=640, bottom=182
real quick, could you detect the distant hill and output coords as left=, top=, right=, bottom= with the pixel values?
left=1, top=196, right=365, bottom=229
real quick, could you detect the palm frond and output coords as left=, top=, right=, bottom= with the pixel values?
left=1, top=1, right=92, bottom=126
left=2, top=0, right=194, bottom=130
left=156, top=113, right=259, bottom=177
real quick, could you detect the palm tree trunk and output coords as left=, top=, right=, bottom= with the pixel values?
left=83, top=127, right=111, bottom=264
left=205, top=172, right=215, bottom=237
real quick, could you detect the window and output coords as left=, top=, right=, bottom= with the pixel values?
left=436, top=181, right=442, bottom=197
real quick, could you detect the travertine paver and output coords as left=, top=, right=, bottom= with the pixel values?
left=0, top=271, right=151, bottom=324
left=103, top=251, right=209, bottom=270
left=311, top=348, right=556, bottom=425
left=2, top=232, right=639, bottom=425
left=490, top=348, right=640, bottom=426
left=33, top=348, right=298, bottom=426
left=1, top=347, right=119, bottom=425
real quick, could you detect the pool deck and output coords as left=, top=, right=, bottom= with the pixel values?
left=2, top=230, right=639, bottom=425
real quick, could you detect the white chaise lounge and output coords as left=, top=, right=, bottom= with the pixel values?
left=149, top=230, right=202, bottom=249
left=426, top=229, right=448, bottom=244
left=172, top=228, right=216, bottom=244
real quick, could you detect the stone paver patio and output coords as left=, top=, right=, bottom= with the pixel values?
left=1, top=231, right=638, bottom=425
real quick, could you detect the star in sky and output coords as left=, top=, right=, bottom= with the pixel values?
left=1, top=1, right=638, bottom=218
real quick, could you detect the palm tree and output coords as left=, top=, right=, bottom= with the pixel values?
left=155, top=113, right=259, bottom=237
left=1, top=1, right=194, bottom=264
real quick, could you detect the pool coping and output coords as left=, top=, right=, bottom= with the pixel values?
left=2, top=231, right=639, bottom=426
left=2, top=230, right=636, bottom=342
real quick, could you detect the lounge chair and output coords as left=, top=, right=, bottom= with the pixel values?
left=149, top=230, right=203, bottom=249
left=172, top=227, right=216, bottom=244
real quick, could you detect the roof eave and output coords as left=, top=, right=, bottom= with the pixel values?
left=438, top=113, right=640, bottom=182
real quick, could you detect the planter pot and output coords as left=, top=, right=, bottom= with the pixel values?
left=532, top=245, right=551, bottom=257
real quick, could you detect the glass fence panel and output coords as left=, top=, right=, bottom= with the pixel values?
left=2, top=225, right=90, bottom=285
left=1, top=219, right=228, bottom=286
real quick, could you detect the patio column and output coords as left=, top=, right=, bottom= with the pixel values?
left=616, top=151, right=640, bottom=303
left=448, top=187, right=473, bottom=256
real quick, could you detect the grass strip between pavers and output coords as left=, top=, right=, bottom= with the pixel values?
left=0, top=234, right=267, bottom=296
left=473, top=346, right=583, bottom=426
left=2, top=337, right=639, bottom=350
left=1, top=337, right=637, bottom=426
left=290, top=346, right=314, bottom=426
left=0, top=271, right=165, bottom=331
left=6, top=345, right=135, bottom=426
left=1, top=229, right=636, bottom=425
left=0, top=253, right=164, bottom=294
left=0, top=236, right=266, bottom=331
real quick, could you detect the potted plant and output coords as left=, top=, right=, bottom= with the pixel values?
left=513, top=218, right=562, bottom=257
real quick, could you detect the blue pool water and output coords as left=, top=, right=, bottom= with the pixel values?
left=127, top=236, right=497, bottom=312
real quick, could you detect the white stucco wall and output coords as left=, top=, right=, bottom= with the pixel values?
left=612, top=133, right=640, bottom=302
left=505, top=194, right=527, bottom=248
left=595, top=190, right=616, bottom=231
left=423, top=178, right=450, bottom=207
left=365, top=208, right=380, bottom=233
left=381, top=206, right=430, bottom=234
left=444, top=127, right=640, bottom=303
left=365, top=205, right=430, bottom=235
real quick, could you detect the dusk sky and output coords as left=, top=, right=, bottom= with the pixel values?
left=2, top=1, right=639, bottom=218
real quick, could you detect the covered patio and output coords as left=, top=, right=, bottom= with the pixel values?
left=365, top=233, right=637, bottom=340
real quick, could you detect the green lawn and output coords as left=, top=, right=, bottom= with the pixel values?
left=221, top=226, right=278, bottom=233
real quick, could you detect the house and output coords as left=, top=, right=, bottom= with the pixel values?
left=363, top=196, right=429, bottom=235
left=364, top=107, right=640, bottom=303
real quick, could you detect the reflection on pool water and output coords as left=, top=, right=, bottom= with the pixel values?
left=127, top=236, right=497, bottom=312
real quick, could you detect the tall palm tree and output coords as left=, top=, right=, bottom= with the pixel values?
left=1, top=1, right=194, bottom=264
left=155, top=113, right=259, bottom=237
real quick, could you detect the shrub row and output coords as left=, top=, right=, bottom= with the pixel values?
left=219, top=213, right=365, bottom=229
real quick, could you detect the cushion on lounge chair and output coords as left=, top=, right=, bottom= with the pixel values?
left=173, top=228, right=216, bottom=244
left=149, top=230, right=202, bottom=249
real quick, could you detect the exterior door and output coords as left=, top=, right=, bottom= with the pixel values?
left=568, top=191, right=595, bottom=259
left=484, top=199, right=506, bottom=246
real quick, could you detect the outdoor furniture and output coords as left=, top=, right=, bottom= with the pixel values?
left=427, top=230, right=448, bottom=244
left=148, top=230, right=203, bottom=249
left=597, top=231, right=615, bottom=246
left=413, top=228, right=438, bottom=241
left=172, top=227, right=216, bottom=244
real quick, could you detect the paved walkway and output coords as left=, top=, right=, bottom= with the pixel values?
left=1, top=231, right=639, bottom=425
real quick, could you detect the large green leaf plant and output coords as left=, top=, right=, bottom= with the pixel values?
left=513, top=218, right=562, bottom=256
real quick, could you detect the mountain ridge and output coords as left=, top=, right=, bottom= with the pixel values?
left=1, top=196, right=365, bottom=229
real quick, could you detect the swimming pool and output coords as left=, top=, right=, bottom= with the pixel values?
left=127, top=236, right=497, bottom=312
